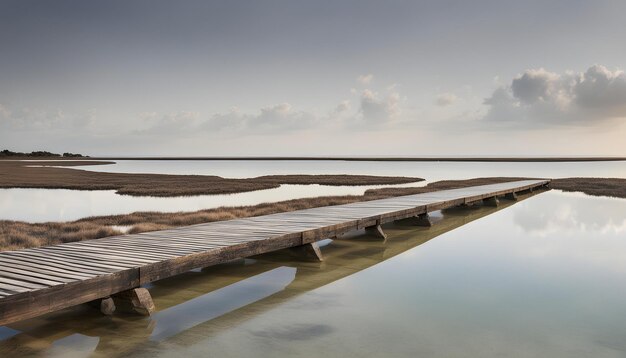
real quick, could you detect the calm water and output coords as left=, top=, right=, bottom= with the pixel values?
left=80, top=159, right=626, bottom=180
left=1, top=191, right=625, bottom=357
left=0, top=183, right=419, bottom=223
left=2, top=160, right=626, bottom=222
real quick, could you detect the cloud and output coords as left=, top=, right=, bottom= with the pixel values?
left=334, top=100, right=351, bottom=114
left=436, top=93, right=457, bottom=106
left=483, top=65, right=626, bottom=125
left=141, top=103, right=317, bottom=135
left=357, top=74, right=373, bottom=85
left=0, top=104, right=95, bottom=130
left=359, top=89, right=401, bottom=123
left=138, top=111, right=200, bottom=134
left=248, top=103, right=316, bottom=130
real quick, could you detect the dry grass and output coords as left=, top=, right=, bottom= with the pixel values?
left=0, top=160, right=422, bottom=197
left=0, top=177, right=531, bottom=251
left=551, top=177, right=626, bottom=199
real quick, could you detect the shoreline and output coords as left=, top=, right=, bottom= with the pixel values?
left=3, top=157, right=626, bottom=162
left=92, top=156, right=626, bottom=162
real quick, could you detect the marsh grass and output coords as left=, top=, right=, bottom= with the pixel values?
left=0, top=160, right=423, bottom=197
left=0, top=177, right=528, bottom=251
left=1, top=176, right=623, bottom=251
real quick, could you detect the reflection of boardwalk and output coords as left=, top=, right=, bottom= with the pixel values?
left=0, top=192, right=539, bottom=356
left=0, top=180, right=549, bottom=326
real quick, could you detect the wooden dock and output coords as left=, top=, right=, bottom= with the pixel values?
left=0, top=179, right=549, bottom=326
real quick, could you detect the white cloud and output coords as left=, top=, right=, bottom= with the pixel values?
left=357, top=74, right=373, bottom=85
left=0, top=104, right=95, bottom=130
left=334, top=100, right=351, bottom=114
left=139, top=111, right=200, bottom=134
left=248, top=103, right=315, bottom=130
left=436, top=93, right=458, bottom=106
left=484, top=65, right=626, bottom=125
left=359, top=89, right=401, bottom=123
left=140, top=103, right=317, bottom=135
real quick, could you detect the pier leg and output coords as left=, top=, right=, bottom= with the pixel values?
left=365, top=224, right=388, bottom=241
left=504, top=192, right=518, bottom=201
left=483, top=196, right=499, bottom=207
left=304, top=242, right=324, bottom=261
left=414, top=213, right=433, bottom=227
left=88, top=296, right=116, bottom=316
left=291, top=242, right=324, bottom=261
left=100, top=297, right=116, bottom=316
left=112, top=288, right=155, bottom=316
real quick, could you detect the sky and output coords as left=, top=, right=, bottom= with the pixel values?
left=1, top=0, right=626, bottom=156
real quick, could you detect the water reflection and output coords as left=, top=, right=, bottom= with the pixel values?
left=2, top=191, right=625, bottom=358
left=514, top=191, right=626, bottom=236
left=0, top=183, right=419, bottom=223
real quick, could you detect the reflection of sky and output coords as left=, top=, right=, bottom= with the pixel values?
left=46, top=334, right=99, bottom=358
left=149, top=267, right=296, bottom=341
left=0, top=183, right=419, bottom=222
left=1, top=192, right=625, bottom=357
left=514, top=191, right=626, bottom=236
left=146, top=191, right=626, bottom=358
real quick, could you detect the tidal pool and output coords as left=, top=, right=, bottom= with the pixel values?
left=1, top=190, right=624, bottom=357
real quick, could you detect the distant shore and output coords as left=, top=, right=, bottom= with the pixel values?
left=0, top=156, right=626, bottom=163
left=88, top=156, right=626, bottom=162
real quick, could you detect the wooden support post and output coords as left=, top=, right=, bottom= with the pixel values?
left=365, top=224, right=387, bottom=241
left=112, top=288, right=155, bottom=316
left=483, top=196, right=499, bottom=207
left=100, top=297, right=116, bottom=315
left=291, top=242, right=324, bottom=261
left=504, top=192, right=518, bottom=201
left=88, top=296, right=116, bottom=316
left=304, top=242, right=324, bottom=262
left=414, top=213, right=433, bottom=227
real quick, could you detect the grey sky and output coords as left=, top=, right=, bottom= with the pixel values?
left=1, top=0, right=625, bottom=155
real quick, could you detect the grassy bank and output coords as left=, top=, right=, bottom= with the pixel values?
left=0, top=177, right=533, bottom=251
left=0, top=160, right=422, bottom=197
left=1, top=177, right=624, bottom=251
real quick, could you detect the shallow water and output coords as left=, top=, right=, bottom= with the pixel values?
left=2, top=160, right=625, bottom=222
left=0, top=183, right=419, bottom=223
left=1, top=191, right=625, bottom=357
left=80, top=159, right=626, bottom=180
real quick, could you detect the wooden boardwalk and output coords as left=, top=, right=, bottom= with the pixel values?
left=0, top=179, right=549, bottom=326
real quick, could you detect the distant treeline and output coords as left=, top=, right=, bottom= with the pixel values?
left=0, top=149, right=87, bottom=158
